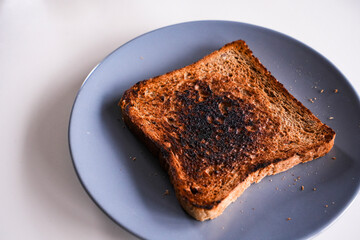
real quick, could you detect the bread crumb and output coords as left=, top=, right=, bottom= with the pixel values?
left=332, top=157, right=336, bottom=160
left=334, top=89, right=338, bottom=93
left=309, top=98, right=314, bottom=103
left=332, top=201, right=335, bottom=205
left=301, top=185, right=304, bottom=191
left=325, top=204, right=329, bottom=208
left=329, top=117, right=334, bottom=120
left=163, top=189, right=170, bottom=196
left=131, top=157, right=136, bottom=161
left=286, top=217, right=292, bottom=221
left=269, top=179, right=272, bottom=182
left=276, top=187, right=279, bottom=190
left=140, top=56, right=144, bottom=60
left=313, top=187, right=317, bottom=191
left=320, top=89, right=324, bottom=93
left=297, top=176, right=301, bottom=180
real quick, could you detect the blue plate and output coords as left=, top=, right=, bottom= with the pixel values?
left=69, top=21, right=360, bottom=240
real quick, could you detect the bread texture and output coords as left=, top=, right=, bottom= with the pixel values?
left=119, top=40, right=335, bottom=221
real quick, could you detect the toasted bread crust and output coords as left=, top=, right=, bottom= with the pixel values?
left=119, top=40, right=335, bottom=221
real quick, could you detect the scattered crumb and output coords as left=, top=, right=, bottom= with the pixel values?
left=276, top=187, right=279, bottom=191
left=334, top=89, right=338, bottom=93
left=313, top=187, right=317, bottom=191
left=269, top=179, right=272, bottom=182
left=320, top=89, right=324, bottom=93
left=282, top=176, right=286, bottom=180
left=287, top=217, right=292, bottom=221
left=294, top=178, right=298, bottom=182
left=301, top=185, right=304, bottom=191
left=140, top=56, right=144, bottom=60
left=293, top=183, right=296, bottom=185
left=329, top=117, right=334, bottom=120
left=325, top=204, right=329, bottom=208
left=332, top=201, right=336, bottom=205
left=309, top=98, right=314, bottom=103
left=222, top=226, right=225, bottom=230
left=131, top=157, right=136, bottom=161
left=332, top=157, right=336, bottom=160
left=163, top=189, right=170, bottom=196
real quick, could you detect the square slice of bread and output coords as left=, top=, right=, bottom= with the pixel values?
left=119, top=40, right=335, bottom=221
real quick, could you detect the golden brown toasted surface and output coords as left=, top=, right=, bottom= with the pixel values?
left=119, top=40, right=335, bottom=220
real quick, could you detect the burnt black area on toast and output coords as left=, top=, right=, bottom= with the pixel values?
left=166, top=80, right=267, bottom=181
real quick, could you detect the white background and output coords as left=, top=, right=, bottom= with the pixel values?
left=1, top=0, right=359, bottom=239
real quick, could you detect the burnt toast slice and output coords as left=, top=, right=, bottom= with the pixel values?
left=119, top=40, right=335, bottom=221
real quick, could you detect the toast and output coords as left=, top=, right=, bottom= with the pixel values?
left=119, top=40, right=335, bottom=221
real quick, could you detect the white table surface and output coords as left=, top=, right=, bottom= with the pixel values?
left=1, top=1, right=359, bottom=239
